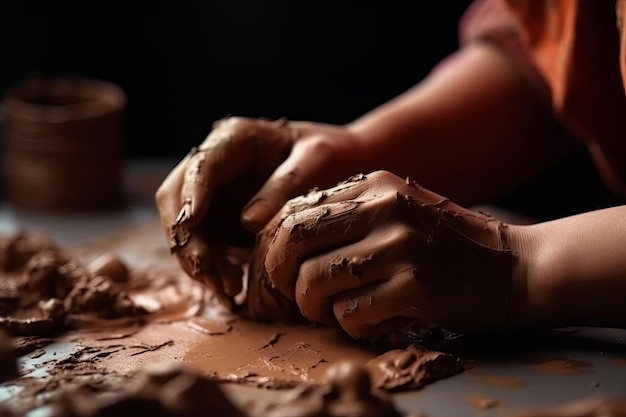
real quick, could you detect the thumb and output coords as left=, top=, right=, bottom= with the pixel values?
left=241, top=137, right=337, bottom=233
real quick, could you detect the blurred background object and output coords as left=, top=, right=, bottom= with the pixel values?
left=2, top=0, right=612, bottom=218
left=2, top=76, right=125, bottom=212
left=0, top=1, right=471, bottom=157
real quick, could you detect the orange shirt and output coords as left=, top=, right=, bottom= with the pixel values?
left=462, top=0, right=626, bottom=196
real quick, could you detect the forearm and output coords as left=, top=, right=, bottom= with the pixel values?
left=514, top=205, right=626, bottom=328
left=346, top=42, right=576, bottom=206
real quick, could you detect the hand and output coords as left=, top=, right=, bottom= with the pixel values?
left=155, top=117, right=361, bottom=300
left=252, top=171, right=518, bottom=339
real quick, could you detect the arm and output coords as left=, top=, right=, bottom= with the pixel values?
left=346, top=42, right=577, bottom=206
left=512, top=205, right=626, bottom=329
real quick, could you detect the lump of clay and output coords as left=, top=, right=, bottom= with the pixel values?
left=64, top=275, right=143, bottom=319
left=18, top=250, right=75, bottom=300
left=88, top=253, right=129, bottom=283
left=50, top=362, right=246, bottom=417
left=257, top=362, right=403, bottom=417
left=0, top=330, right=18, bottom=383
left=365, top=344, right=463, bottom=391
left=241, top=228, right=301, bottom=322
left=1, top=231, right=146, bottom=336
left=0, top=232, right=59, bottom=272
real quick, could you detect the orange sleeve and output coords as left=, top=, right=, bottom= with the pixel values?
left=504, top=0, right=626, bottom=196
left=457, top=0, right=551, bottom=106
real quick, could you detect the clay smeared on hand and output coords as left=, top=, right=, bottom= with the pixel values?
left=241, top=186, right=346, bottom=322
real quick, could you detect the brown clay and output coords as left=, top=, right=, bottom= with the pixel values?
left=0, top=232, right=145, bottom=335
left=0, top=330, right=17, bottom=383
left=465, top=395, right=499, bottom=410
left=49, top=362, right=246, bottom=417
left=254, top=362, right=403, bottom=417
left=364, top=344, right=463, bottom=391
left=88, top=253, right=129, bottom=283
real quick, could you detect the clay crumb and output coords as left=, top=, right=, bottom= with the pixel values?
left=28, top=348, right=46, bottom=359
left=465, top=395, right=499, bottom=410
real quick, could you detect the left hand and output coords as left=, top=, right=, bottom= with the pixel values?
left=251, top=171, right=518, bottom=339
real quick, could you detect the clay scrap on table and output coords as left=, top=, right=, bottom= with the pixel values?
left=0, top=233, right=145, bottom=335
left=0, top=330, right=17, bottom=383
left=0, top=229, right=464, bottom=417
left=33, top=361, right=406, bottom=417
left=365, top=344, right=463, bottom=391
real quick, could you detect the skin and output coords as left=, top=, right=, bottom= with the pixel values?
left=156, top=40, right=626, bottom=338
left=156, top=42, right=565, bottom=295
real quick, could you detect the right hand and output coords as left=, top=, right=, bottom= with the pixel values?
left=155, top=117, right=362, bottom=301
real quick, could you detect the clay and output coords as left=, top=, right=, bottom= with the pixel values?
left=475, top=375, right=526, bottom=388
left=241, top=227, right=302, bottom=322
left=465, top=395, right=499, bottom=410
left=253, top=362, right=403, bottom=417
left=48, top=362, right=245, bottom=417
left=0, top=232, right=145, bottom=335
left=364, top=344, right=463, bottom=391
left=64, top=275, right=143, bottom=319
left=529, top=358, right=590, bottom=375
left=0, top=330, right=17, bottom=383
left=242, top=182, right=366, bottom=322
left=2, top=227, right=464, bottom=416
left=0, top=232, right=59, bottom=271
left=88, top=253, right=129, bottom=283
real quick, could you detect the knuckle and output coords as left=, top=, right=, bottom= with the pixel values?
left=301, top=135, right=339, bottom=161
left=154, top=183, right=169, bottom=206
left=368, top=170, right=395, bottom=182
left=297, top=298, right=323, bottom=323
left=297, top=260, right=324, bottom=291
left=388, top=225, right=419, bottom=248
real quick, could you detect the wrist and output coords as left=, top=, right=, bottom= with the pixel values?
left=505, top=224, right=542, bottom=329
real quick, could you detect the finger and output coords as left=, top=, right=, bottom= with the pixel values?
left=241, top=136, right=340, bottom=233
left=332, top=267, right=421, bottom=340
left=155, top=156, right=190, bottom=248
left=173, top=232, right=223, bottom=294
left=212, top=244, right=244, bottom=297
left=180, top=117, right=292, bottom=228
left=263, top=202, right=366, bottom=300
left=294, top=228, right=405, bottom=324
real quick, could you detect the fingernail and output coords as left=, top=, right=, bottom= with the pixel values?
left=242, top=199, right=276, bottom=232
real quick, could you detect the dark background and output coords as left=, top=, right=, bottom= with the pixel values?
left=0, top=0, right=619, bottom=218
left=0, top=1, right=472, bottom=157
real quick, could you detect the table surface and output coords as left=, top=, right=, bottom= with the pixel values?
left=1, top=160, right=625, bottom=417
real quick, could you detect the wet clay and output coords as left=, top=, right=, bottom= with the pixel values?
left=0, top=330, right=17, bottom=382
left=464, top=395, right=499, bottom=410
left=0, top=233, right=145, bottom=336
left=475, top=375, right=527, bottom=388
left=364, top=344, right=463, bottom=391
left=16, top=360, right=409, bottom=417
left=1, top=226, right=463, bottom=415
left=242, top=177, right=368, bottom=322
left=254, top=362, right=403, bottom=417
left=49, top=362, right=245, bottom=417
left=529, top=358, right=591, bottom=375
